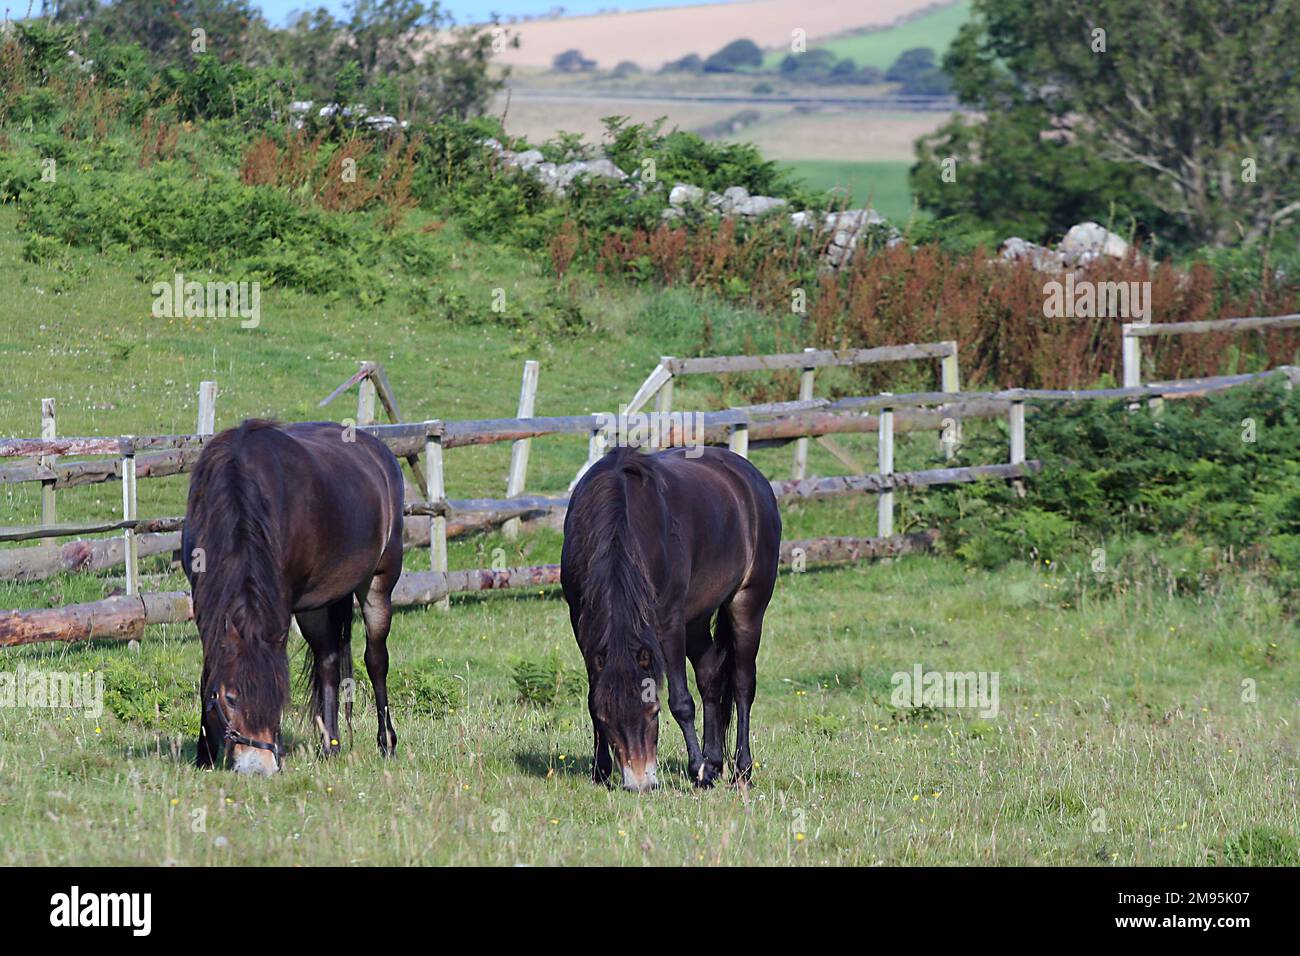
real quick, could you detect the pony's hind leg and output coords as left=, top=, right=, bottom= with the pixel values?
left=689, top=613, right=732, bottom=787
left=722, top=587, right=771, bottom=787
left=297, top=599, right=352, bottom=757
left=358, top=576, right=398, bottom=757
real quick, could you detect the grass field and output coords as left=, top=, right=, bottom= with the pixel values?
left=764, top=1, right=971, bottom=70
left=780, top=159, right=917, bottom=222
left=1, top=202, right=1298, bottom=867
left=493, top=0, right=945, bottom=70
left=3, top=549, right=1296, bottom=865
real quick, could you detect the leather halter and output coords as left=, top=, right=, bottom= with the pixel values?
left=206, top=691, right=285, bottom=768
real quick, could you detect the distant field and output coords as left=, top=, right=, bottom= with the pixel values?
left=740, top=109, right=944, bottom=164
left=764, top=0, right=971, bottom=69
left=491, top=0, right=947, bottom=70
left=781, top=160, right=917, bottom=223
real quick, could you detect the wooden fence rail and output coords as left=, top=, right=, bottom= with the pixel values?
left=621, top=341, right=963, bottom=479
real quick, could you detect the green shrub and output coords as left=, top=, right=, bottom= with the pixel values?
left=1221, top=826, right=1299, bottom=866
left=390, top=667, right=461, bottom=719
left=510, top=650, right=584, bottom=707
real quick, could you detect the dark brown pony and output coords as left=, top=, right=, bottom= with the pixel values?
left=561, top=446, right=781, bottom=792
left=182, top=420, right=404, bottom=775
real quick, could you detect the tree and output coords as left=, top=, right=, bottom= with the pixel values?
left=900, top=68, right=951, bottom=96
left=926, top=0, right=1300, bottom=247
left=703, top=38, right=763, bottom=72
left=54, top=0, right=271, bottom=66
left=659, top=53, right=702, bottom=74
left=884, top=47, right=936, bottom=83
left=552, top=49, right=596, bottom=72
left=274, top=1, right=515, bottom=121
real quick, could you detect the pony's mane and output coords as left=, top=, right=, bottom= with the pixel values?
left=188, top=419, right=290, bottom=723
left=571, top=447, right=666, bottom=684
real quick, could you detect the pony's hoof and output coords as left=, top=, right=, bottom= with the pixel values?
left=692, top=761, right=721, bottom=789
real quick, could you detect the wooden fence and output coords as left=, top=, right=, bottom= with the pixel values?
left=3, top=313, right=1298, bottom=646
left=621, top=341, right=963, bottom=480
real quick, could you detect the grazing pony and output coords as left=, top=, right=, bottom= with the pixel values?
left=182, top=420, right=404, bottom=775
left=561, top=446, right=781, bottom=792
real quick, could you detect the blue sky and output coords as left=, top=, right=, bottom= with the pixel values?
left=252, top=1, right=724, bottom=28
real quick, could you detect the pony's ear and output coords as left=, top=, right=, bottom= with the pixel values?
left=637, top=648, right=652, bottom=671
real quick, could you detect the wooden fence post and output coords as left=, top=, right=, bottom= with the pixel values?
left=357, top=371, right=377, bottom=426
left=425, top=423, right=449, bottom=611
left=39, top=399, right=56, bottom=536
left=197, top=381, right=218, bottom=436
left=940, top=341, right=961, bottom=459
left=1121, top=325, right=1142, bottom=410
left=503, top=360, right=539, bottom=540
left=588, top=415, right=609, bottom=466
left=792, top=347, right=816, bottom=479
left=655, top=356, right=675, bottom=417
left=728, top=421, right=749, bottom=459
left=1009, top=394, right=1026, bottom=497
left=121, top=438, right=139, bottom=595
left=878, top=397, right=894, bottom=538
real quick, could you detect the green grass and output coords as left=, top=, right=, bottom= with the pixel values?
left=769, top=1, right=971, bottom=71
left=781, top=159, right=919, bottom=223
left=1, top=174, right=1298, bottom=866
left=2, top=553, right=1296, bottom=865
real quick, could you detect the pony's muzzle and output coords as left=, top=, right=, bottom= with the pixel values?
left=231, top=744, right=279, bottom=776
left=621, top=760, right=658, bottom=793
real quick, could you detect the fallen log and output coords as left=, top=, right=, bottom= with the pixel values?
left=0, top=531, right=936, bottom=646
left=0, top=531, right=181, bottom=581
left=0, top=591, right=192, bottom=646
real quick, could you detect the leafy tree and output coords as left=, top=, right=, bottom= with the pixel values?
left=922, top=0, right=1300, bottom=248
left=272, top=1, right=515, bottom=121
left=900, top=68, right=951, bottom=96
left=703, top=38, right=762, bottom=72
left=552, top=49, right=596, bottom=72
left=54, top=0, right=270, bottom=66
left=884, top=47, right=936, bottom=83
left=912, top=109, right=1170, bottom=243
left=660, top=53, right=703, bottom=73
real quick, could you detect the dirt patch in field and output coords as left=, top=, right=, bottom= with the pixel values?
left=738, top=109, right=949, bottom=162
left=494, top=94, right=791, bottom=147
